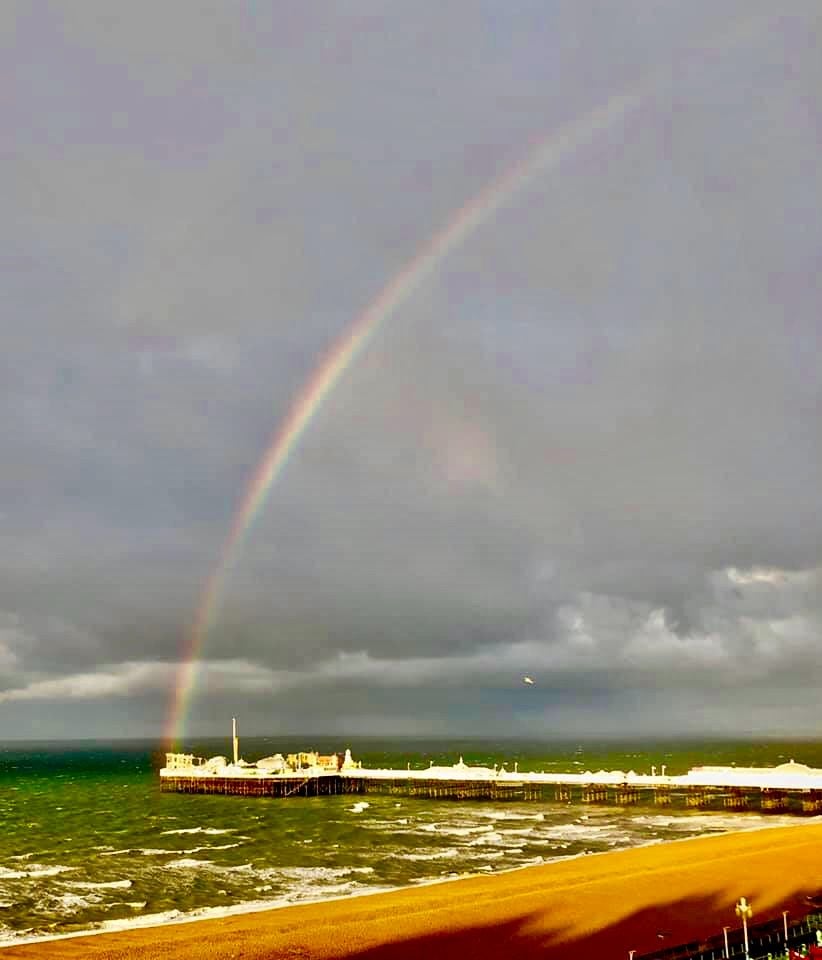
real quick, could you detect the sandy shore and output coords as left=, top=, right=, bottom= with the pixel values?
left=4, top=822, right=822, bottom=959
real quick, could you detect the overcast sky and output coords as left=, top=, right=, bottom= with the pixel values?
left=2, top=1, right=821, bottom=742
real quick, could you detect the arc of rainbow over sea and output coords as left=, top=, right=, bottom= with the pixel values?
left=164, top=85, right=650, bottom=746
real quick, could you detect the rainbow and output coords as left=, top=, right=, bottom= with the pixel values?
left=163, top=87, right=650, bottom=744
left=163, top=85, right=652, bottom=745
left=160, top=8, right=776, bottom=745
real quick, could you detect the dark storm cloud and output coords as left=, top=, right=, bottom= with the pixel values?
left=2, top=1, right=821, bottom=738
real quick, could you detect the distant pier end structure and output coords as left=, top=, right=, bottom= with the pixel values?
left=161, top=731, right=822, bottom=812
left=162, top=721, right=361, bottom=798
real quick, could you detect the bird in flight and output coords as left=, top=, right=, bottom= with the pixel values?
left=522, top=676, right=535, bottom=685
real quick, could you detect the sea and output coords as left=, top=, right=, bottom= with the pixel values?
left=1, top=737, right=821, bottom=947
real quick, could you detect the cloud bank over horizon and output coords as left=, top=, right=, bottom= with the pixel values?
left=2, top=1, right=821, bottom=740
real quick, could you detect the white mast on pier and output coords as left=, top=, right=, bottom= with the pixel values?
left=232, top=717, right=239, bottom=765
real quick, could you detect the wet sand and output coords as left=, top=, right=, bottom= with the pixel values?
left=4, top=822, right=822, bottom=959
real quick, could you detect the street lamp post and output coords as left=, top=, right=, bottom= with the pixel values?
left=628, top=951, right=636, bottom=960
left=723, top=925, right=731, bottom=959
left=735, top=897, right=753, bottom=959
left=783, top=910, right=789, bottom=945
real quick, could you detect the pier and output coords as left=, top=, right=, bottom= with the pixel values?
left=160, top=722, right=822, bottom=814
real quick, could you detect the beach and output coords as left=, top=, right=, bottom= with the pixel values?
left=4, top=821, right=822, bottom=959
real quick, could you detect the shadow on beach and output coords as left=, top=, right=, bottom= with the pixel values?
left=340, top=890, right=822, bottom=960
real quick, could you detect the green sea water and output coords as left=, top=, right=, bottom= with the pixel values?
left=1, top=737, right=820, bottom=946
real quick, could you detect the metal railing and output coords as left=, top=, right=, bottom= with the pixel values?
left=637, top=913, right=822, bottom=960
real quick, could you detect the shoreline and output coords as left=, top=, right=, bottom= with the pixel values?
left=4, top=818, right=822, bottom=957
left=0, top=814, right=804, bottom=949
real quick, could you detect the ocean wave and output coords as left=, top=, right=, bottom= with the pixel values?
left=0, top=864, right=75, bottom=880
left=478, top=811, right=545, bottom=822
left=165, top=858, right=214, bottom=869
left=52, top=892, right=102, bottom=912
left=100, top=845, right=240, bottom=858
left=349, top=802, right=370, bottom=813
left=467, top=830, right=508, bottom=847
left=467, top=846, right=523, bottom=858
left=97, top=907, right=185, bottom=930
left=160, top=827, right=235, bottom=836
left=277, top=865, right=374, bottom=881
left=541, top=823, right=614, bottom=840
left=124, top=849, right=175, bottom=857
left=287, top=881, right=360, bottom=900
left=432, top=823, right=496, bottom=838
left=0, top=883, right=411, bottom=947
left=181, top=843, right=243, bottom=854
left=401, top=848, right=460, bottom=861
left=65, top=879, right=132, bottom=891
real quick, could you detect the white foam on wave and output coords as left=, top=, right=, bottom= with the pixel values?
left=467, top=846, right=523, bottom=858
left=53, top=892, right=101, bottom=912
left=349, top=802, right=370, bottom=813
left=542, top=822, right=613, bottom=840
left=645, top=812, right=800, bottom=833
left=182, top=843, right=243, bottom=854
left=0, top=864, right=75, bottom=880
left=66, top=879, right=132, bottom=891
left=101, top=844, right=240, bottom=859
left=467, top=830, right=516, bottom=847
left=275, top=865, right=374, bottom=881
left=160, top=827, right=235, bottom=836
left=433, top=823, right=496, bottom=838
left=237, top=864, right=381, bottom=904
left=99, top=907, right=185, bottom=930
left=287, top=881, right=359, bottom=901
left=520, top=855, right=546, bottom=867
left=479, top=811, right=545, bottom=822
left=401, top=847, right=460, bottom=861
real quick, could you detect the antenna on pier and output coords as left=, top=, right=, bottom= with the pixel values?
left=232, top=717, right=239, bottom=765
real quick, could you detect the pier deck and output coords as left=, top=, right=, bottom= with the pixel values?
left=160, top=755, right=822, bottom=813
